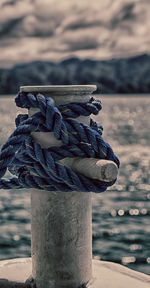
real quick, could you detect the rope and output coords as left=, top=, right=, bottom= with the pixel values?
left=0, top=92, right=120, bottom=193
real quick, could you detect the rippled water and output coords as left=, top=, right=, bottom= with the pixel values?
left=0, top=95, right=150, bottom=276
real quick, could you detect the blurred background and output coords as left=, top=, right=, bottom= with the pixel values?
left=0, top=0, right=150, bottom=93
left=0, top=0, right=150, bottom=277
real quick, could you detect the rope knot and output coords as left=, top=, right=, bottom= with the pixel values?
left=0, top=92, right=120, bottom=193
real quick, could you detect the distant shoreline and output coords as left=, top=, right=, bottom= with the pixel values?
left=0, top=54, right=150, bottom=95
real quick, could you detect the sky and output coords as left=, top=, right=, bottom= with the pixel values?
left=0, top=0, right=150, bottom=67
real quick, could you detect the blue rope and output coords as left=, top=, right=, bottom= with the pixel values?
left=0, top=92, right=120, bottom=193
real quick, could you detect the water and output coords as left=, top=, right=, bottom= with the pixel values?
left=0, top=95, right=150, bottom=276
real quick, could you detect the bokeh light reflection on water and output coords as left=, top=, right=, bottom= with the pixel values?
left=0, top=95, right=150, bottom=275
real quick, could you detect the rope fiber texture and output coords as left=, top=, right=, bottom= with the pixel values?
left=0, top=92, right=120, bottom=193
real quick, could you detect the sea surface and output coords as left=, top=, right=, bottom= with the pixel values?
left=0, top=95, right=150, bottom=276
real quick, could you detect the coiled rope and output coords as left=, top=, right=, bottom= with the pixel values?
left=0, top=92, right=120, bottom=193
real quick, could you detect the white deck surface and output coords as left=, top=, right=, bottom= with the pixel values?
left=0, top=258, right=149, bottom=287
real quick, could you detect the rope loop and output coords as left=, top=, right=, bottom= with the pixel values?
left=0, top=92, right=120, bottom=193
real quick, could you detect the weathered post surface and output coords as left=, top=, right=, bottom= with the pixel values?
left=23, top=85, right=96, bottom=288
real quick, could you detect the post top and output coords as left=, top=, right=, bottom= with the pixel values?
left=20, top=85, right=97, bottom=94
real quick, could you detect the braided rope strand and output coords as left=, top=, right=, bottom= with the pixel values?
left=0, top=92, right=120, bottom=193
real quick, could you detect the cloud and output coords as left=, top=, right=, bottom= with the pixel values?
left=63, top=29, right=100, bottom=51
left=59, top=16, right=103, bottom=31
left=0, top=0, right=33, bottom=37
left=0, top=0, right=150, bottom=67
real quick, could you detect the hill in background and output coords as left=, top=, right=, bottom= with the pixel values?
left=0, top=54, right=150, bottom=94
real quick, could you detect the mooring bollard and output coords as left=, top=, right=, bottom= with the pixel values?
left=19, top=85, right=117, bottom=288
left=0, top=85, right=150, bottom=288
